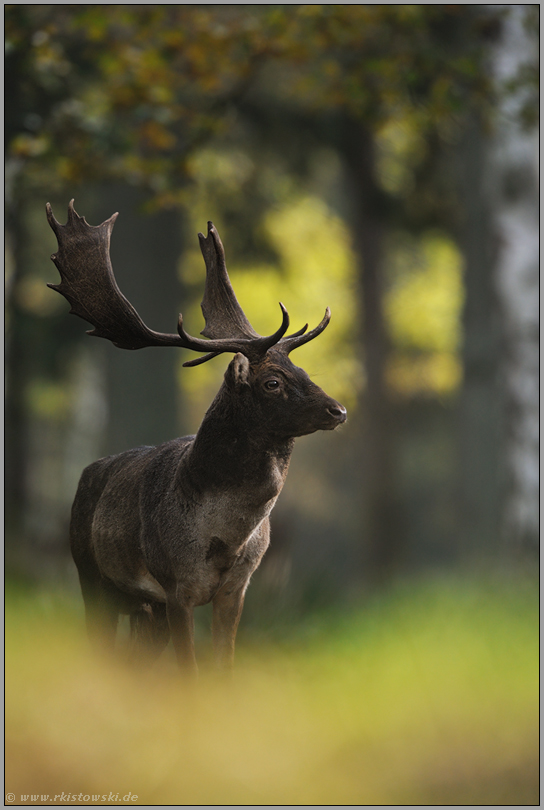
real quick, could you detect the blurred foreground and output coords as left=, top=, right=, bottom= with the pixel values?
left=6, top=571, right=538, bottom=806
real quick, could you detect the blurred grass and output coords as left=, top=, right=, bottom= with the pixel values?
left=6, top=572, right=539, bottom=805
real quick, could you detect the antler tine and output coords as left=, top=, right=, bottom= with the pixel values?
left=278, top=308, right=331, bottom=354
left=45, top=201, right=62, bottom=237
left=198, top=221, right=259, bottom=341
left=182, top=351, right=221, bottom=368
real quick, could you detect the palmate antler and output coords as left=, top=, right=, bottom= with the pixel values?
left=46, top=201, right=330, bottom=365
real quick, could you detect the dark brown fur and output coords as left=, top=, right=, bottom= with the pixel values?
left=71, top=351, right=345, bottom=673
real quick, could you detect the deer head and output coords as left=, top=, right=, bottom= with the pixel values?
left=46, top=200, right=346, bottom=435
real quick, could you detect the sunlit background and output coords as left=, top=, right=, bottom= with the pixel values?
left=5, top=5, right=539, bottom=805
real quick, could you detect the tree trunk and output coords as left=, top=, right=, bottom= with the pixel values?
left=340, top=118, right=402, bottom=580
left=455, top=114, right=505, bottom=559
left=86, top=186, right=186, bottom=454
left=490, top=6, right=539, bottom=553
left=455, top=6, right=538, bottom=561
left=5, top=187, right=30, bottom=545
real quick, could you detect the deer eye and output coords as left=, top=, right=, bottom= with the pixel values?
left=264, top=378, right=281, bottom=391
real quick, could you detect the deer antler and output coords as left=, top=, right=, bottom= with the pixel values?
left=47, top=200, right=185, bottom=350
left=46, top=202, right=291, bottom=361
left=47, top=202, right=329, bottom=363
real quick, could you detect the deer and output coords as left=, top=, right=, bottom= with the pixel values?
left=46, top=200, right=347, bottom=675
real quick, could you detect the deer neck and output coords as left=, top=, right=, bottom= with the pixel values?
left=182, top=385, right=294, bottom=501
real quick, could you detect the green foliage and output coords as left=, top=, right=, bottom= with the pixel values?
left=5, top=5, right=497, bottom=197
left=6, top=574, right=538, bottom=804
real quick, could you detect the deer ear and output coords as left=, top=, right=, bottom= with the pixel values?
left=226, top=352, right=250, bottom=387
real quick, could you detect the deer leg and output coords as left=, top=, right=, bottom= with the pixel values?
left=166, top=595, right=198, bottom=676
left=128, top=602, right=170, bottom=666
left=78, top=575, right=119, bottom=654
left=212, top=586, right=247, bottom=671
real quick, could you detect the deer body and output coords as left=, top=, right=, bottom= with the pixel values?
left=47, top=202, right=346, bottom=673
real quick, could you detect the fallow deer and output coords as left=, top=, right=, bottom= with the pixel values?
left=47, top=200, right=346, bottom=674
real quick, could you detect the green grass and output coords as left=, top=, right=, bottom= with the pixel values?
left=5, top=573, right=539, bottom=805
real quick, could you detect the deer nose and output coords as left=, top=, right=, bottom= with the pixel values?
left=327, top=403, right=347, bottom=422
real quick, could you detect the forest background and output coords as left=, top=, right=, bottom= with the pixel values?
left=5, top=5, right=539, bottom=805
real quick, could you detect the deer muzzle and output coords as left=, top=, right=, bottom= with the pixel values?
left=323, top=400, right=347, bottom=429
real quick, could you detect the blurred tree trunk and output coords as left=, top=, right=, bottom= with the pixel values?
left=86, top=186, right=186, bottom=454
left=490, top=6, right=539, bottom=552
left=455, top=116, right=505, bottom=558
left=340, top=117, right=402, bottom=580
left=455, top=6, right=538, bottom=560
left=5, top=185, right=29, bottom=544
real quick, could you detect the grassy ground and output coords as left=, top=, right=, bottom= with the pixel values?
left=5, top=571, right=539, bottom=805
